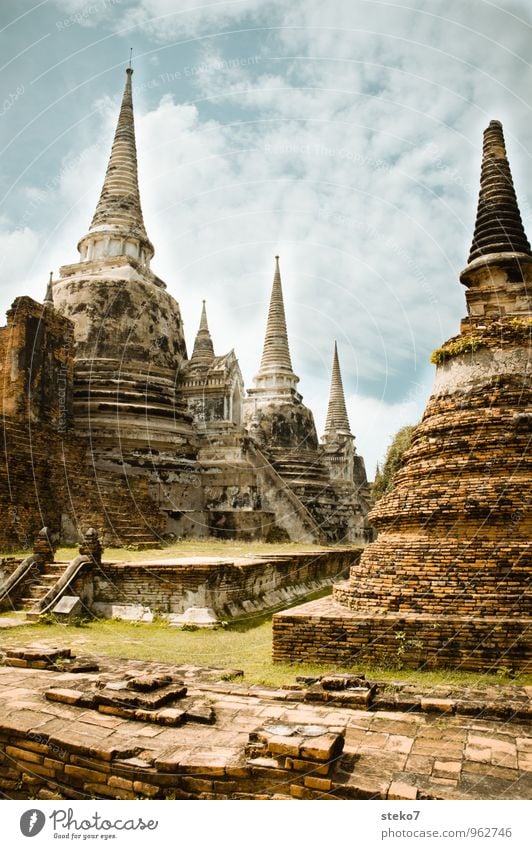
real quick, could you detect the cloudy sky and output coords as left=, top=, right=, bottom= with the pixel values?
left=1, top=0, right=531, bottom=474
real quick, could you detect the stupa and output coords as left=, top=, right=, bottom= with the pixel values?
left=273, top=120, right=531, bottom=671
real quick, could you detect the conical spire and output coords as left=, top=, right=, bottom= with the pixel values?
left=190, top=300, right=215, bottom=364
left=324, top=342, right=351, bottom=436
left=258, top=256, right=294, bottom=374
left=78, top=68, right=154, bottom=264
left=467, top=120, right=531, bottom=264
left=43, top=271, right=54, bottom=307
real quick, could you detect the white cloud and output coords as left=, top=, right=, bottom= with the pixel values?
left=52, top=0, right=126, bottom=28
left=3, top=0, right=530, bottom=476
left=0, top=226, right=40, bottom=292
left=119, top=0, right=280, bottom=40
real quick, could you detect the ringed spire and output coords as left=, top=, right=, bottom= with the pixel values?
left=467, top=120, right=530, bottom=265
left=190, top=300, right=215, bottom=364
left=324, top=342, right=351, bottom=436
left=258, top=256, right=294, bottom=375
left=78, top=66, right=154, bottom=265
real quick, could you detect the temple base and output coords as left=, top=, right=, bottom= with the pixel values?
left=272, top=596, right=531, bottom=672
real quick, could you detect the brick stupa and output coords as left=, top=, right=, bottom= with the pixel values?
left=273, top=120, right=531, bottom=671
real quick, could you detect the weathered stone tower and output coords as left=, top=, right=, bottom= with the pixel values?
left=52, top=68, right=197, bottom=471
left=273, top=120, right=531, bottom=671
left=245, top=258, right=370, bottom=541
left=321, top=342, right=369, bottom=490
left=245, top=256, right=318, bottom=449
left=321, top=342, right=372, bottom=539
left=0, top=68, right=372, bottom=550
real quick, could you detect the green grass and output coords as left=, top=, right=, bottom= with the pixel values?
left=1, top=540, right=354, bottom=564
left=0, top=615, right=529, bottom=689
left=1, top=541, right=527, bottom=688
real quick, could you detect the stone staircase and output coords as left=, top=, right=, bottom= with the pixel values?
left=244, top=443, right=324, bottom=543
left=19, top=561, right=68, bottom=611
left=269, top=448, right=332, bottom=486
left=267, top=447, right=347, bottom=540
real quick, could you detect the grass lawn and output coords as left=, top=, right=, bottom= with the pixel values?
left=0, top=614, right=529, bottom=689
left=1, top=540, right=354, bottom=563
left=1, top=541, right=528, bottom=688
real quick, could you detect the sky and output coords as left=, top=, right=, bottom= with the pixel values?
left=1, top=0, right=531, bottom=476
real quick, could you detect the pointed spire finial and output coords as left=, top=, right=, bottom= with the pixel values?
left=190, top=300, right=215, bottom=364
left=198, top=299, right=209, bottom=333
left=249, top=256, right=300, bottom=398
left=258, top=255, right=294, bottom=374
left=44, top=271, right=54, bottom=307
left=324, top=341, right=351, bottom=437
left=128, top=47, right=133, bottom=71
left=78, top=67, right=153, bottom=265
left=466, top=120, right=531, bottom=266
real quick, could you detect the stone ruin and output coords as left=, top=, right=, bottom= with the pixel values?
left=0, top=645, right=530, bottom=800
left=273, top=120, right=531, bottom=672
left=0, top=67, right=371, bottom=554
left=0, top=66, right=529, bottom=676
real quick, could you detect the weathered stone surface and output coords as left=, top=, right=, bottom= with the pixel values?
left=128, top=674, right=172, bottom=692
left=45, top=688, right=95, bottom=708
left=0, top=648, right=529, bottom=801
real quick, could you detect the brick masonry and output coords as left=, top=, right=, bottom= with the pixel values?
left=272, top=597, right=531, bottom=672
left=0, top=654, right=529, bottom=800
left=85, top=549, right=359, bottom=619
left=273, top=317, right=531, bottom=670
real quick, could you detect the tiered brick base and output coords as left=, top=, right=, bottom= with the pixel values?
left=273, top=318, right=531, bottom=672
left=272, top=596, right=531, bottom=671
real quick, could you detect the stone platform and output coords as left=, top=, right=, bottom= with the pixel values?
left=84, top=549, right=359, bottom=621
left=0, top=645, right=530, bottom=800
left=272, top=596, right=532, bottom=673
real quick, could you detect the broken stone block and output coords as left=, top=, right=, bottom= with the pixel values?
left=169, top=607, right=220, bottom=628
left=155, top=708, right=187, bottom=727
left=388, top=780, right=418, bottom=800
left=45, top=688, right=96, bottom=708
left=7, top=647, right=71, bottom=663
left=59, top=657, right=100, bottom=673
left=420, top=698, right=456, bottom=714
left=320, top=673, right=368, bottom=691
left=300, top=732, right=344, bottom=762
left=95, top=682, right=187, bottom=711
left=181, top=699, right=216, bottom=724
left=128, top=674, right=172, bottom=692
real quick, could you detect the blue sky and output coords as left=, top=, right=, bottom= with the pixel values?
left=1, top=0, right=531, bottom=475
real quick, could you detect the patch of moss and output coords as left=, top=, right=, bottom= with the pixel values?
left=508, top=316, right=532, bottom=329
left=430, top=335, right=484, bottom=366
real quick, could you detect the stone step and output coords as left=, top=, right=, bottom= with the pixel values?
left=27, top=585, right=51, bottom=596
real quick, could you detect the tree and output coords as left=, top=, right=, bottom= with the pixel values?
left=372, top=424, right=417, bottom=501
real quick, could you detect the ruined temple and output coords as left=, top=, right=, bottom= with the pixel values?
left=244, top=259, right=371, bottom=541
left=0, top=67, right=370, bottom=555
left=274, top=120, right=531, bottom=671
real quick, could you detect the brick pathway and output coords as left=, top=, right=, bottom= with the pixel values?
left=0, top=652, right=530, bottom=800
